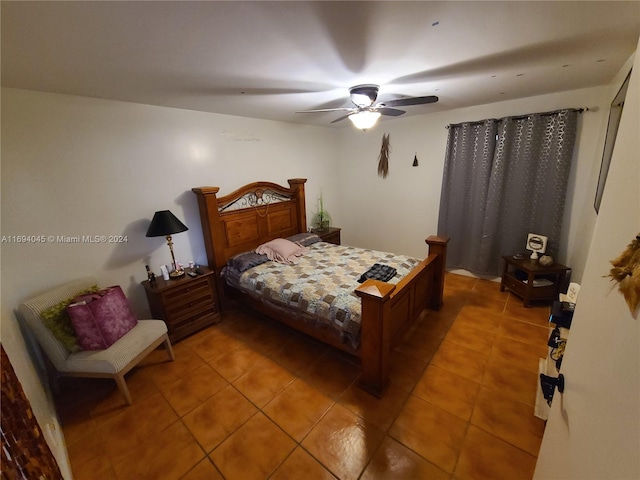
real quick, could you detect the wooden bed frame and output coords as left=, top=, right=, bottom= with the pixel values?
left=192, top=178, right=448, bottom=397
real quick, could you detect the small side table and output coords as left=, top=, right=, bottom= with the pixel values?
left=142, top=267, right=220, bottom=342
left=500, top=255, right=570, bottom=307
left=311, top=227, right=341, bottom=245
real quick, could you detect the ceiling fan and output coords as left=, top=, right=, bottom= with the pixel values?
left=296, top=84, right=438, bottom=130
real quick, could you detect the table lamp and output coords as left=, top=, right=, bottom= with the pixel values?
left=146, top=210, right=188, bottom=279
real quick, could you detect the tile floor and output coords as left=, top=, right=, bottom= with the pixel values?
left=57, top=273, right=551, bottom=480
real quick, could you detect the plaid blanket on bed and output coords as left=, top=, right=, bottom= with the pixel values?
left=357, top=263, right=397, bottom=283
left=225, top=242, right=421, bottom=349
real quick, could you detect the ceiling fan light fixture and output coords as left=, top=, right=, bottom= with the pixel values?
left=348, top=111, right=381, bottom=130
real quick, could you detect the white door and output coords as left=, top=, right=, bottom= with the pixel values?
left=534, top=44, right=639, bottom=479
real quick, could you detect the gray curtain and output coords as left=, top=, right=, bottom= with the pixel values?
left=438, top=109, right=578, bottom=276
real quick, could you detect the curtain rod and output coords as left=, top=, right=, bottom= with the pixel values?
left=446, top=107, right=589, bottom=129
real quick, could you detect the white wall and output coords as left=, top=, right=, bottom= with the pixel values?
left=0, top=88, right=338, bottom=478
left=336, top=86, right=613, bottom=283
left=534, top=40, right=639, bottom=479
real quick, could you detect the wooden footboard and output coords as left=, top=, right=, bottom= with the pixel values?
left=355, top=236, right=449, bottom=397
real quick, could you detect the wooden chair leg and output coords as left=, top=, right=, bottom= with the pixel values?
left=114, top=375, right=132, bottom=405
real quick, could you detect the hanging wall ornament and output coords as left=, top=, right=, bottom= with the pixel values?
left=412, top=153, right=419, bottom=167
left=377, top=133, right=390, bottom=178
left=607, top=233, right=640, bottom=318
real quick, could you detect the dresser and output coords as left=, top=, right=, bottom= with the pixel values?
left=311, top=227, right=341, bottom=245
left=142, top=267, right=219, bottom=342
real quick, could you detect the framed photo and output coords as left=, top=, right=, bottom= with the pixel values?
left=526, top=233, right=548, bottom=259
left=594, top=69, right=631, bottom=213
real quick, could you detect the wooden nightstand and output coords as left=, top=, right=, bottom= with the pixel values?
left=311, top=227, right=341, bottom=245
left=500, top=255, right=570, bottom=307
left=142, top=267, right=219, bottom=342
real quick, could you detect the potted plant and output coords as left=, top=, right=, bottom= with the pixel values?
left=314, top=190, right=331, bottom=231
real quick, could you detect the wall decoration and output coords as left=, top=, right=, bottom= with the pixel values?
left=377, top=133, right=390, bottom=178
left=594, top=70, right=631, bottom=213
left=412, top=153, right=419, bottom=167
left=607, top=233, right=640, bottom=318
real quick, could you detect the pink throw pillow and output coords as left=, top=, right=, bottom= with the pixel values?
left=255, top=238, right=308, bottom=264
left=67, top=286, right=138, bottom=350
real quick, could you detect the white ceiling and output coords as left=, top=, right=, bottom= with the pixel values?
left=2, top=1, right=639, bottom=127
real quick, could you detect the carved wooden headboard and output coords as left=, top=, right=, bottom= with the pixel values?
left=192, top=178, right=307, bottom=273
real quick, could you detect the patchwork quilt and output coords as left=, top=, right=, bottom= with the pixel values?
left=224, top=242, right=420, bottom=349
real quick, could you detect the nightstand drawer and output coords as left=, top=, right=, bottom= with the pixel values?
left=169, top=307, right=219, bottom=339
left=142, top=267, right=220, bottom=342
left=162, top=279, right=213, bottom=309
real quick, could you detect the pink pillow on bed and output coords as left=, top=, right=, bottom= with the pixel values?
left=255, top=238, right=308, bottom=264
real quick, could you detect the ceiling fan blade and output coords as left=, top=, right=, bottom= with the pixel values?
left=383, top=95, right=439, bottom=107
left=296, top=107, right=355, bottom=114
left=377, top=107, right=405, bottom=117
left=330, top=114, right=352, bottom=124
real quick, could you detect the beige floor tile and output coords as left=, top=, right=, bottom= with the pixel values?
left=211, top=412, right=296, bottom=480
left=413, top=365, right=480, bottom=421
left=464, top=293, right=508, bottom=314
left=339, top=381, right=411, bottom=431
left=161, top=364, right=228, bottom=417
left=470, top=387, right=546, bottom=456
left=431, top=340, right=489, bottom=383
left=66, top=431, right=112, bottom=480
left=301, top=350, right=360, bottom=399
left=269, top=332, right=327, bottom=372
left=394, top=327, right=443, bottom=362
left=360, top=436, right=450, bottom=480
left=142, top=342, right=207, bottom=390
left=482, top=356, right=539, bottom=406
left=182, top=385, right=258, bottom=453
left=496, top=317, right=550, bottom=347
left=181, top=458, right=224, bottom=480
left=504, top=298, right=551, bottom=326
left=263, top=378, right=334, bottom=441
left=270, top=447, right=337, bottom=480
left=389, top=394, right=467, bottom=473
left=112, top=421, right=204, bottom=480
left=444, top=321, right=495, bottom=355
left=490, top=336, right=548, bottom=374
left=185, top=325, right=245, bottom=362
left=444, top=272, right=478, bottom=290
left=472, top=278, right=509, bottom=301
left=302, top=403, right=385, bottom=480
left=207, top=343, right=266, bottom=382
left=387, top=349, right=428, bottom=393
left=97, top=392, right=179, bottom=465
left=455, top=305, right=503, bottom=334
left=455, top=425, right=538, bottom=480
left=233, top=357, right=296, bottom=408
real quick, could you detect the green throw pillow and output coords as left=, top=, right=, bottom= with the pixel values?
left=40, top=285, right=99, bottom=353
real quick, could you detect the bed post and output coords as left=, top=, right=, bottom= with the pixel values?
left=355, top=280, right=396, bottom=397
left=191, top=187, right=225, bottom=270
left=426, top=235, right=450, bottom=310
left=287, top=178, right=307, bottom=233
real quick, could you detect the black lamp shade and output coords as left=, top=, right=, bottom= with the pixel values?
left=145, top=210, right=188, bottom=237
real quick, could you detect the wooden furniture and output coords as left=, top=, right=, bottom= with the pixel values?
left=311, top=226, right=341, bottom=245
left=192, top=178, right=449, bottom=397
left=18, top=277, right=174, bottom=405
left=142, top=267, right=219, bottom=343
left=500, top=255, right=570, bottom=307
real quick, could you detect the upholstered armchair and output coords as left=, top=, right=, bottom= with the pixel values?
left=18, top=277, right=174, bottom=405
